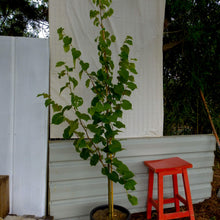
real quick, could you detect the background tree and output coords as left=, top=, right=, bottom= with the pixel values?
left=163, top=0, right=220, bottom=139
left=0, top=0, right=48, bottom=37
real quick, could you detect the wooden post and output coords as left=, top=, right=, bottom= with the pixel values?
left=200, top=89, right=220, bottom=148
left=0, top=176, right=9, bottom=218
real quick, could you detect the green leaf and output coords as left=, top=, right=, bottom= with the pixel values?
left=62, top=105, right=72, bottom=113
left=101, top=167, right=109, bottom=176
left=52, top=113, right=65, bottom=125
left=105, top=158, right=112, bottom=164
left=85, top=79, right=90, bottom=88
left=69, top=76, right=78, bottom=88
left=71, top=48, right=81, bottom=59
left=79, top=70, right=83, bottom=79
left=103, top=103, right=111, bottom=111
left=57, top=27, right=64, bottom=40
left=63, top=126, right=73, bottom=139
left=111, top=35, right=116, bottom=42
left=71, top=48, right=81, bottom=66
left=126, top=35, right=133, bottom=40
left=87, top=124, right=99, bottom=133
left=65, top=65, right=73, bottom=72
left=37, top=93, right=49, bottom=98
left=90, top=154, right=100, bottom=166
left=114, top=84, right=124, bottom=95
left=114, top=121, right=125, bottom=129
left=120, top=44, right=129, bottom=57
left=56, top=61, right=65, bottom=67
left=60, top=85, right=67, bottom=94
left=93, top=134, right=105, bottom=144
left=75, top=111, right=90, bottom=121
left=93, top=17, right=99, bottom=26
left=127, top=82, right=137, bottom=90
left=128, top=75, right=135, bottom=82
left=64, top=45, right=70, bottom=52
left=121, top=100, right=132, bottom=110
left=88, top=107, right=96, bottom=116
left=95, top=102, right=104, bottom=112
left=45, top=98, right=54, bottom=107
left=123, top=90, right=131, bottom=96
left=118, top=68, right=129, bottom=82
left=102, top=8, right=114, bottom=19
left=124, top=179, right=136, bottom=190
left=60, top=82, right=70, bottom=94
left=113, top=158, right=130, bottom=176
left=112, top=158, right=123, bottom=167
left=58, top=70, right=66, bottom=79
left=69, top=119, right=79, bottom=131
left=90, top=10, right=99, bottom=19
left=52, top=103, right=62, bottom=112
left=130, top=67, right=138, bottom=75
left=79, top=60, right=90, bottom=71
left=123, top=171, right=134, bottom=179
left=129, top=63, right=138, bottom=74
left=71, top=94, right=83, bottom=108
left=109, top=140, right=122, bottom=153
left=128, top=194, right=138, bottom=206
left=109, top=171, right=119, bottom=183
left=131, top=58, right=137, bottom=61
left=125, top=39, right=133, bottom=45
left=91, top=96, right=100, bottom=107
left=80, top=148, right=90, bottom=160
left=77, top=138, right=86, bottom=148
left=63, top=36, right=72, bottom=46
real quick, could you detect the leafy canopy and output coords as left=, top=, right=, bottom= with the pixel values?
left=0, top=0, right=48, bottom=37
left=163, top=0, right=220, bottom=135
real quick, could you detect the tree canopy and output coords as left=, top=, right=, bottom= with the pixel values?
left=0, top=0, right=48, bottom=37
left=163, top=0, right=220, bottom=136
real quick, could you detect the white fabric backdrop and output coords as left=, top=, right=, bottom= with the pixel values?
left=49, top=0, right=165, bottom=138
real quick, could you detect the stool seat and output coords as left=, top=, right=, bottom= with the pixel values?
left=144, top=157, right=192, bottom=173
left=144, top=157, right=195, bottom=220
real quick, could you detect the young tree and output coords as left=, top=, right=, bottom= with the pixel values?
left=163, top=0, right=220, bottom=138
left=0, top=0, right=48, bottom=37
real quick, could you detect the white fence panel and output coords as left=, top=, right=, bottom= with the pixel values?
left=0, top=36, right=49, bottom=216
left=49, top=135, right=216, bottom=219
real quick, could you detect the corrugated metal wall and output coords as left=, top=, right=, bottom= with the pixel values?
left=48, top=135, right=216, bottom=220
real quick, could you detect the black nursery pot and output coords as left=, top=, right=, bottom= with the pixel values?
left=90, top=204, right=131, bottom=220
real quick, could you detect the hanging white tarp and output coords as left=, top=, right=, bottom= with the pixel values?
left=49, top=0, right=165, bottom=138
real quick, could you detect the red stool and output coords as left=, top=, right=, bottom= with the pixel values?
left=144, top=157, right=195, bottom=220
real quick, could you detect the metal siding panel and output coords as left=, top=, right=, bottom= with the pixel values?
left=49, top=168, right=213, bottom=201
left=49, top=183, right=211, bottom=219
left=49, top=151, right=214, bottom=181
left=48, top=135, right=215, bottom=219
left=49, top=135, right=216, bottom=162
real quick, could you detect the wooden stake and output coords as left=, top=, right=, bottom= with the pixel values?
left=200, top=89, right=220, bottom=148
left=108, top=154, right=114, bottom=220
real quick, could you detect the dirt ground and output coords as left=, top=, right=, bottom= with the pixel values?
left=131, top=152, right=220, bottom=220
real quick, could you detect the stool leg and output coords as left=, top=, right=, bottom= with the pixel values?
left=147, top=169, right=154, bottom=220
left=158, top=173, right=164, bottom=220
left=172, top=174, right=180, bottom=212
left=182, top=169, right=195, bottom=220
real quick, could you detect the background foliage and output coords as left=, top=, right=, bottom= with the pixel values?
left=163, top=0, right=220, bottom=136
left=0, top=0, right=48, bottom=37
